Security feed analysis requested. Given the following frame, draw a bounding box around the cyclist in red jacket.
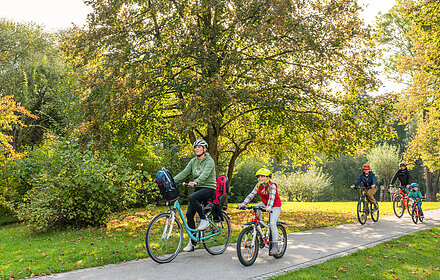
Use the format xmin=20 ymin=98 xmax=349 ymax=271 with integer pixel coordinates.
xmin=238 ymin=168 xmax=282 ymax=256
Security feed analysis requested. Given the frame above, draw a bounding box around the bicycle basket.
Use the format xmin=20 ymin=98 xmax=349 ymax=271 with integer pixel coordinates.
xmin=156 ymin=179 xmax=180 ymax=201
xmin=155 ymin=169 xmax=180 ymax=202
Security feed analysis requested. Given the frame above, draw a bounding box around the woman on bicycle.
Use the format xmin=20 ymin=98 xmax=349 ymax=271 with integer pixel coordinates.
xmin=238 ymin=168 xmax=282 ymax=256
xmin=174 ymin=139 xmax=216 ymax=252
xmin=350 ymin=164 xmax=379 ymax=212
xmin=408 ymin=183 xmax=424 ymax=218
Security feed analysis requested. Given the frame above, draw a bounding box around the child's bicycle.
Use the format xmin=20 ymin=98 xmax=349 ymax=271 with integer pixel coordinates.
xmin=354 ymin=186 xmax=379 ymax=225
xmin=392 ymin=186 xmax=413 ymax=218
xmin=145 ymin=183 xmax=231 ymax=263
xmin=411 ymin=197 xmax=424 ymax=224
xmin=236 ymin=205 xmax=287 ymax=266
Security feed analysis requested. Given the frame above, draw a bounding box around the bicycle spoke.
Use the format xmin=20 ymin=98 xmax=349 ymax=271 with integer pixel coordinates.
xmin=146 ymin=212 xmax=183 ymax=263
xmin=202 ymin=211 xmax=231 ymax=255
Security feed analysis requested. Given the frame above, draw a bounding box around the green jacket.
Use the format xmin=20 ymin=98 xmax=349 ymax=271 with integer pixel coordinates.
xmin=408 ymin=189 xmax=423 ymax=205
xmin=174 ymin=154 xmax=216 ymax=190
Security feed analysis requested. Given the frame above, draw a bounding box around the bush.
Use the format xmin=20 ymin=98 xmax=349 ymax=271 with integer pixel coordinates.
xmin=322 ymin=155 xmax=367 ymax=201
xmin=229 ymin=158 xmax=265 ymax=203
xmin=16 ymin=137 xmax=147 ymax=231
xmin=274 ymin=167 xmax=333 ymax=202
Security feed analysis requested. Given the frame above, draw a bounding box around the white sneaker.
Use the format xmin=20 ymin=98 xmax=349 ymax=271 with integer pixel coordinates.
xmin=183 ymin=239 xmax=198 ymax=252
xmin=197 ymin=218 xmax=210 ymax=231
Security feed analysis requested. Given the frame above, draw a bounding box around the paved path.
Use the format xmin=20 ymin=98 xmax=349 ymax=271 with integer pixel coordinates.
xmin=40 ymin=208 xmax=440 ymax=280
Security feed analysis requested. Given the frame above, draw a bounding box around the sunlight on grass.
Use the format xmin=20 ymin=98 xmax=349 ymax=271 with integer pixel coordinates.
xmin=1 ymin=201 xmax=439 ymax=279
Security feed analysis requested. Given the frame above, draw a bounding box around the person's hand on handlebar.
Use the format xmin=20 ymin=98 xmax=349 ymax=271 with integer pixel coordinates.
xmin=188 ymin=181 xmax=198 ymax=187
xmin=266 ymin=206 xmax=272 ymax=213
xmin=237 ymin=203 xmax=247 ymax=209
xmin=350 ymin=185 xmax=355 ymax=189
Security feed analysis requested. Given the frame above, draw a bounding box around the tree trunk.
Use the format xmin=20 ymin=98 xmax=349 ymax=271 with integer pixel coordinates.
xmin=433 ymin=169 xmax=439 ymax=201
xmin=424 ymin=166 xmax=436 ymax=201
xmin=226 ymin=152 xmax=239 ymax=189
xmin=207 ymin=125 xmax=220 ymax=175
xmin=380 ymin=179 xmax=391 ymax=202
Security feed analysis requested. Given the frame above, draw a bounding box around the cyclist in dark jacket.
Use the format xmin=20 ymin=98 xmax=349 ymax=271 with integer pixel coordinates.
xmin=389 ymin=163 xmax=412 ymax=194
xmin=350 ymin=164 xmax=379 ymax=211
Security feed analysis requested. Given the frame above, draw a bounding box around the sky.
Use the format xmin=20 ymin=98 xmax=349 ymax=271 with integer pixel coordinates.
xmin=0 ymin=0 xmax=402 ymax=94
xmin=0 ymin=0 xmax=396 ymax=31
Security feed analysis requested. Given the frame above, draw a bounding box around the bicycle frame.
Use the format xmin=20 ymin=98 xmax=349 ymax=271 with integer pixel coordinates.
xmin=247 ymin=211 xmax=267 ymax=247
xmin=166 ymin=200 xmax=222 ymax=243
xmin=412 ymin=197 xmax=422 ymax=215
xmin=394 ymin=188 xmax=410 ymax=208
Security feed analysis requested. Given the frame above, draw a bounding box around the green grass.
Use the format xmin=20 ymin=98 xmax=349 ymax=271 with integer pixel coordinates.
xmin=272 ymin=226 xmax=440 ymax=280
xmin=1 ymin=202 xmax=439 ymax=279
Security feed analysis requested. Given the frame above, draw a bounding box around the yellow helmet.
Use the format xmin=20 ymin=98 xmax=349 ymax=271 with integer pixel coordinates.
xmin=255 ymin=168 xmax=272 ymax=178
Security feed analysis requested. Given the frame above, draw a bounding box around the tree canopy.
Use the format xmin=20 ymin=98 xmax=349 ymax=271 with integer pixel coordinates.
xmin=63 ymin=0 xmax=394 ymax=180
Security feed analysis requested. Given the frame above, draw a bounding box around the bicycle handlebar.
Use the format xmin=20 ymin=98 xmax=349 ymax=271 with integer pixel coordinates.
xmin=237 ymin=205 xmax=267 ymax=212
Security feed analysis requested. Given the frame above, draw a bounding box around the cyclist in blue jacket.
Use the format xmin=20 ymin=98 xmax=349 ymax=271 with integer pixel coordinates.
xmin=350 ymin=164 xmax=379 ymax=212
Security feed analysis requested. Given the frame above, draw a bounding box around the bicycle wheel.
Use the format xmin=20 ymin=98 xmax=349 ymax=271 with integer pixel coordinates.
xmin=393 ymin=195 xmax=404 ymax=218
xmin=270 ymin=224 xmax=287 ymax=259
xmin=146 ymin=212 xmax=183 ymax=264
xmin=407 ymin=199 xmax=414 ymax=216
xmin=357 ymin=199 xmax=367 ymax=224
xmin=411 ymin=207 xmax=418 ymax=224
xmin=237 ymin=226 xmax=259 ymax=266
xmin=202 ymin=211 xmax=231 ymax=255
xmin=370 ymin=203 xmax=379 ymax=222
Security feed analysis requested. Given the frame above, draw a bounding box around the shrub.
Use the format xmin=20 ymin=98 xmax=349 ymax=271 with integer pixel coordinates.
xmin=16 ymin=137 xmax=147 ymax=231
xmin=274 ymin=167 xmax=333 ymax=202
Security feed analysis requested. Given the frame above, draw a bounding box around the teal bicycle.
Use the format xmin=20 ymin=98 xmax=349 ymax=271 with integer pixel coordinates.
xmin=145 ymin=183 xmax=231 ymax=263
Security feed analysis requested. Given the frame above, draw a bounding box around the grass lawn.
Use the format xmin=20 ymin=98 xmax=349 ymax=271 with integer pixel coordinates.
xmin=273 ymin=226 xmax=440 ymax=280
xmin=1 ymin=201 xmax=440 ymax=279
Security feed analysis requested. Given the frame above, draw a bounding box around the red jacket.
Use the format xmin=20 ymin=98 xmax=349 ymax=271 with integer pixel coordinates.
xmin=258 ymin=182 xmax=282 ymax=207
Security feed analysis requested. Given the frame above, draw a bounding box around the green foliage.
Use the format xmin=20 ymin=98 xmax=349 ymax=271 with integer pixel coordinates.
xmin=274 ymin=167 xmax=332 ymax=202
xmin=15 ymin=137 xmax=147 ymax=231
xmin=321 ymin=155 xmax=367 ymax=201
xmin=63 ymin=0 xmax=394 ymax=183
xmin=0 ymin=19 xmax=77 ymax=151
xmin=229 ymin=158 xmax=264 ymax=203
xmin=367 ymin=143 xmax=400 ymax=186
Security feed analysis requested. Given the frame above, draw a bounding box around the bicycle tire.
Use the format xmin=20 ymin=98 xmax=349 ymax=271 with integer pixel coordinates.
xmin=271 ymin=224 xmax=287 ymax=259
xmin=370 ymin=203 xmax=379 ymax=222
xmin=237 ymin=226 xmax=259 ymax=266
xmin=146 ymin=212 xmax=183 ymax=264
xmin=407 ymin=199 xmax=414 ymax=216
xmin=357 ymin=199 xmax=367 ymax=224
xmin=411 ymin=206 xmax=418 ymax=224
xmin=392 ymin=195 xmax=404 ymax=218
xmin=202 ymin=211 xmax=231 ymax=255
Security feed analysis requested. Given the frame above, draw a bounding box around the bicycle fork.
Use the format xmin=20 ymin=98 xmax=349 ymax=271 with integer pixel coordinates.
xmin=162 ymin=211 xmax=176 ymax=241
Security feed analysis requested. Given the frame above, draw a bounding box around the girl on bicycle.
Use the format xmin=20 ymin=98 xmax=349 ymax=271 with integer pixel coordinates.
xmin=350 ymin=164 xmax=379 ymax=212
xmin=408 ymin=183 xmax=424 ymax=218
xmin=238 ymin=168 xmax=282 ymax=256
xmin=174 ymin=139 xmax=216 ymax=252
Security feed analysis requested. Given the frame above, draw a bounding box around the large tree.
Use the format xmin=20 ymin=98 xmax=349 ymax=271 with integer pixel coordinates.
xmin=376 ymin=0 xmax=440 ymax=201
xmin=64 ymin=0 xmax=394 ymax=181
xmin=0 ymin=19 xmax=75 ymax=151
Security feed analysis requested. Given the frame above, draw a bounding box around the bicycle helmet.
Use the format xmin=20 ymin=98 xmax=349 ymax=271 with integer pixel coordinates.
xmin=411 ymin=183 xmax=420 ymax=189
xmin=193 ymin=139 xmax=208 ymax=148
xmin=399 ymin=162 xmax=406 ymax=167
xmin=255 ymin=168 xmax=272 ymax=178
xmin=362 ymin=164 xmax=370 ymax=170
